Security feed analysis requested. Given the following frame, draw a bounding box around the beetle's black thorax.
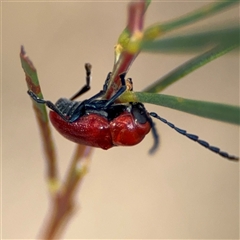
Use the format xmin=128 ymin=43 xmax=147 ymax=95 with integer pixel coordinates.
xmin=55 ymin=98 xmax=149 ymax=124
xmin=55 ymin=98 xmax=128 ymax=122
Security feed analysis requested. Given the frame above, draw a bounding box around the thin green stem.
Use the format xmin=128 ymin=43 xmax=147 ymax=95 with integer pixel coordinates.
xmin=144 ymin=0 xmax=239 ymax=40
xmin=119 ymin=91 xmax=240 ymax=125
xmin=141 ymin=26 xmax=239 ymax=53
xmin=20 ymin=46 xmax=59 ymax=191
xmin=143 ymin=44 xmax=239 ymax=93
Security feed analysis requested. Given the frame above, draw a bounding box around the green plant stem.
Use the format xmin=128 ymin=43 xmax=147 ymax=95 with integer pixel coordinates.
xmin=141 ymin=26 xmax=240 ymax=53
xmin=20 ymin=47 xmax=59 ymax=189
xmin=144 ymin=0 xmax=239 ymax=40
xmin=120 ymin=91 xmax=240 ymax=125
xmin=143 ymin=44 xmax=239 ymax=93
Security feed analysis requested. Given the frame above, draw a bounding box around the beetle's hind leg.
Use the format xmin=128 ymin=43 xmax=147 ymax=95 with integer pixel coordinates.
xmin=27 ymin=90 xmax=69 ymax=121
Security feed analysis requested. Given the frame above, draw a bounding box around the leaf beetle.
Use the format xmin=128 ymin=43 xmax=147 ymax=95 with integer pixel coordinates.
xmin=28 ymin=64 xmax=239 ymax=160
xmin=28 ymin=64 xmax=159 ymax=153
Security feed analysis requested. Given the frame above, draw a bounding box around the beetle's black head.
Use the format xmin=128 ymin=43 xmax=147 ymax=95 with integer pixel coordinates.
xmin=131 ymin=102 xmax=149 ymax=124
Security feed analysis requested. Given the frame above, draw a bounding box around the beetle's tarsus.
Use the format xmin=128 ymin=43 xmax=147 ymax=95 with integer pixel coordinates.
xmin=70 ymin=63 xmax=92 ymax=101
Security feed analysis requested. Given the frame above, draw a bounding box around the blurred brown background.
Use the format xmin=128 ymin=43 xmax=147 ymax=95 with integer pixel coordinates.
xmin=2 ymin=1 xmax=239 ymax=239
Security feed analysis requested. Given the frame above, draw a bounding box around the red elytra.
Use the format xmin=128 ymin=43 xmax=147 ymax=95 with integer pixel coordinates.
xmin=49 ymin=108 xmax=151 ymax=150
xmin=110 ymin=111 xmax=151 ymax=146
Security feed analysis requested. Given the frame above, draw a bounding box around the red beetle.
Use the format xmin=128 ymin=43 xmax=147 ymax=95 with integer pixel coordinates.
xmin=28 ymin=64 xmax=158 ymax=153
xmin=28 ymin=64 xmax=238 ymax=160
xmin=48 ymin=102 xmax=151 ymax=150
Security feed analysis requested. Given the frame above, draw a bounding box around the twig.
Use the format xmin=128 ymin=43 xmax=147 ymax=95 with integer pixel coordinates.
xmin=39 ymin=145 xmax=93 ymax=239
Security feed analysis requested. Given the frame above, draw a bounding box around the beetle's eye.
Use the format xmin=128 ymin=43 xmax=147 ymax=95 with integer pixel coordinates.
xmin=131 ymin=104 xmax=147 ymax=124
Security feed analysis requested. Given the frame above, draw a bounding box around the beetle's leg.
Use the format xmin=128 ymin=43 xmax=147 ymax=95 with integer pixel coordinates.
xmin=150 ymin=112 xmax=239 ymax=161
xmin=27 ymin=90 xmax=69 ymax=121
xmin=70 ymin=63 xmax=92 ymax=101
xmin=148 ymin=120 xmax=160 ymax=155
xmin=102 ymin=72 xmax=112 ymax=92
xmin=103 ymin=72 xmax=127 ymax=108
xmin=86 ymin=72 xmax=112 ymax=102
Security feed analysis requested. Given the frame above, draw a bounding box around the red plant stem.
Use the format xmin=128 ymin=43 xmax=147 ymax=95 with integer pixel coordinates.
xmin=105 ymin=1 xmax=145 ymax=99
xmin=64 ymin=145 xmax=89 ymax=188
xmin=39 ymin=145 xmax=92 ymax=239
xmin=106 ymin=52 xmax=137 ymax=99
xmin=40 ymin=185 xmax=80 ymax=239
xmin=127 ymin=1 xmax=145 ymax=33
xmin=40 ymin=193 xmax=74 ymax=240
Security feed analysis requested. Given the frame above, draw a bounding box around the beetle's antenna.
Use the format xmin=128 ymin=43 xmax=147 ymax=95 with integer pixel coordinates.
xmin=70 ymin=63 xmax=92 ymax=101
xmin=150 ymin=112 xmax=239 ymax=161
